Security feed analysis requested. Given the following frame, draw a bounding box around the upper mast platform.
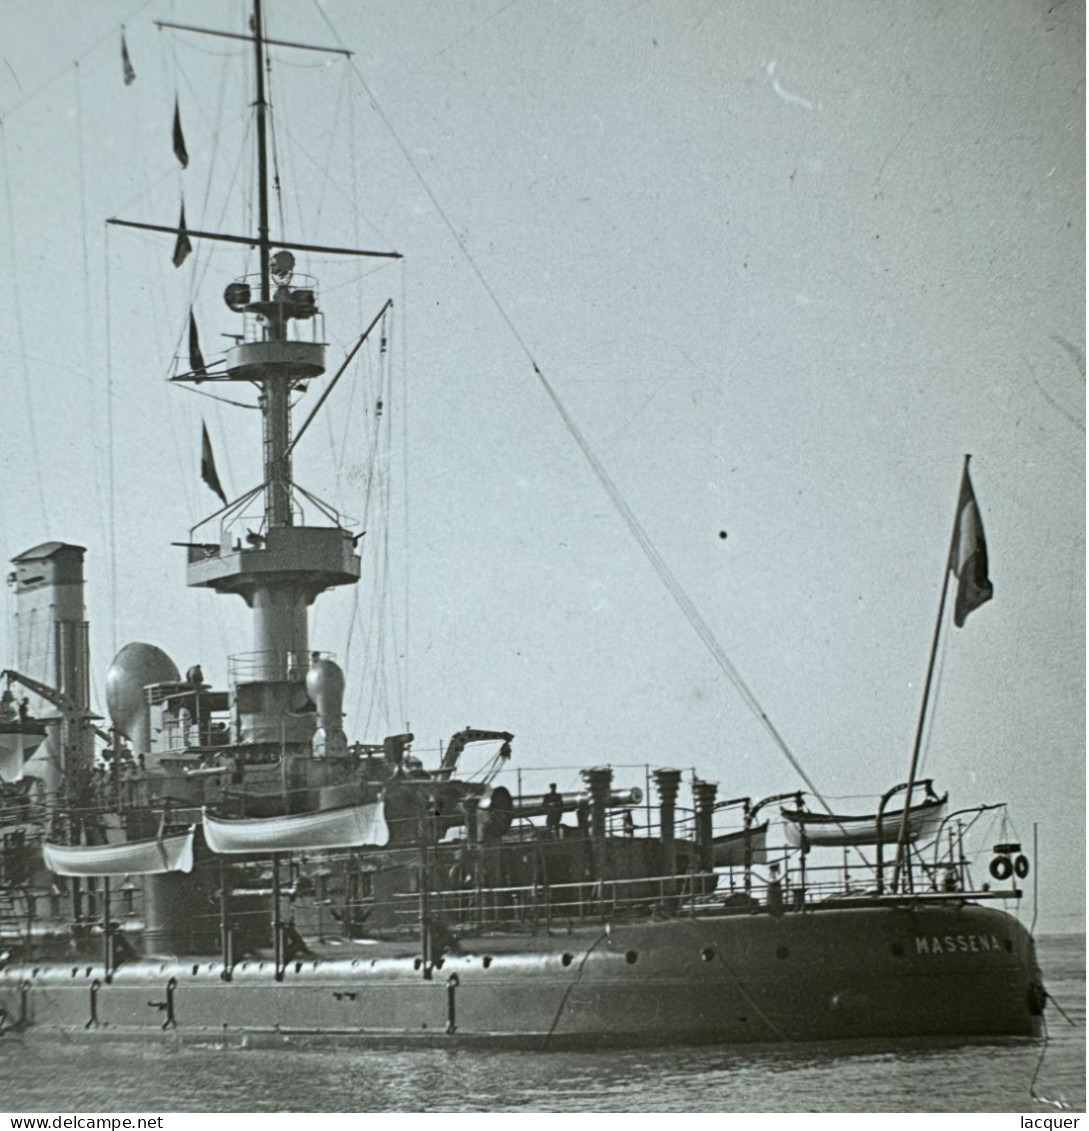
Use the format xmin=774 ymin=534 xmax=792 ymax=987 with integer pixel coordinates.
xmin=220 ymin=266 xmax=326 ymax=384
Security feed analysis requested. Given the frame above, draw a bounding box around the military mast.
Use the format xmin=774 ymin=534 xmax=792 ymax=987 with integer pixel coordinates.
xmin=109 ymin=0 xmax=400 ymax=749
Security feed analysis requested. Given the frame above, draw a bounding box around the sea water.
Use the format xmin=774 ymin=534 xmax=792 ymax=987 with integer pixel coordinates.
xmin=2 ymin=934 xmax=1083 ymax=1114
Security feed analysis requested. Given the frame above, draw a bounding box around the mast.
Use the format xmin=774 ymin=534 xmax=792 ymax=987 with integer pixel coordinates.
xmin=252 ymin=0 xmax=293 ymax=531
xmin=890 ymin=454 xmax=971 ymax=892
xmin=107 ymin=3 xmax=399 ymax=737
xmin=253 ymin=0 xmax=271 ymax=304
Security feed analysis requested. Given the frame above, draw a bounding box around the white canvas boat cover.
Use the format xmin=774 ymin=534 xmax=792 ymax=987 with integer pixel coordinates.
xmin=712 ymin=821 xmax=769 ymax=867
xmin=0 ymin=728 xmax=47 ymax=784
xmin=42 ymin=829 xmax=195 ymax=876
xmin=781 ymin=795 xmax=947 ymax=848
xmin=203 ymin=801 xmax=389 ymax=854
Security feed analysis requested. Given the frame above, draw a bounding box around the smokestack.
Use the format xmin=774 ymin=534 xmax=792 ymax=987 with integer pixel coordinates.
xmin=692 ymin=778 xmax=719 ymax=870
xmin=654 ymin=768 xmax=682 ymax=879
xmin=580 ymin=766 xmax=613 ymax=841
xmin=10 ymin=542 xmax=91 ymax=790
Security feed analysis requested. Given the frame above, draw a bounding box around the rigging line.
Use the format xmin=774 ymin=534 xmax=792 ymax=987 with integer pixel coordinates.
xmin=0 ymin=0 xmax=154 ymax=123
xmin=399 ymin=261 xmax=411 ymax=726
xmin=362 ymin=563 xmax=386 ymax=736
xmin=272 ymin=130 xmax=395 ymax=253
xmin=74 ymin=63 xmax=110 ymax=574
xmin=1028 ymin=1014 xmax=1073 ymax=1111
xmin=533 ymin=359 xmax=831 ymax=811
xmin=197 ymin=113 xmax=257 ymax=291
xmin=288 ymin=301 xmax=392 ymax=455
xmin=109 ymin=168 xmax=180 ymax=225
xmin=174 ymin=37 xmax=246 ymax=147
xmin=387 ymin=300 xmax=409 ymax=720
xmin=104 ymin=226 xmax=118 ymax=660
xmin=318 ymin=2 xmax=830 ymax=808
xmin=173 ymin=383 xmax=259 ymax=410
xmin=340 ymin=362 xmax=375 ymax=694
xmin=165 ymin=29 xmax=250 ymax=61
xmin=380 ymin=392 xmax=404 ymax=726
xmin=917 ymin=605 xmax=952 ymax=777
xmin=266 ymin=65 xmax=288 ymax=240
xmin=541 ymin=929 xmax=610 ymax=1051
xmin=0 ymin=119 xmax=50 ymax=535
xmin=320 ymin=259 xmax=401 ymax=295
xmin=314 ymin=64 xmax=351 ymax=232
xmin=712 ymin=945 xmax=792 ymax=1041
xmin=433 ymin=0 xmax=525 ymax=62
xmin=195 ymin=22 xmax=238 ymax=229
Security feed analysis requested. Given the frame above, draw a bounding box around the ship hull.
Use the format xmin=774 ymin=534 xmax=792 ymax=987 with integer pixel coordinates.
xmin=0 ymin=902 xmax=1043 ymax=1050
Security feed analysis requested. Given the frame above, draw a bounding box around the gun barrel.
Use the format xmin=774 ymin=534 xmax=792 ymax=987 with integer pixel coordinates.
xmin=512 ymin=786 xmax=643 ymax=820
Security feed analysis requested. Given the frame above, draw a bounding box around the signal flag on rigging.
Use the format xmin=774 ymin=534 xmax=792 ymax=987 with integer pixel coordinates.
xmin=188 ymin=309 xmax=207 ymax=379
xmin=201 ymin=422 xmax=228 ymax=509
xmin=121 ymin=32 xmax=135 ymax=86
xmin=173 ymin=99 xmax=189 ymax=169
xmin=173 ymin=203 xmax=192 ymax=268
xmin=951 ymin=466 xmax=993 ymax=627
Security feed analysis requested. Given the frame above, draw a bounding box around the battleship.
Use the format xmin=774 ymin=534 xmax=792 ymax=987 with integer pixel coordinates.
xmin=0 ymin=2 xmax=1048 ymax=1050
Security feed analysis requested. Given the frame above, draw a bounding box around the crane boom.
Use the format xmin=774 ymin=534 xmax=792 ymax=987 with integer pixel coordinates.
xmin=436 ymin=728 xmax=513 ymax=780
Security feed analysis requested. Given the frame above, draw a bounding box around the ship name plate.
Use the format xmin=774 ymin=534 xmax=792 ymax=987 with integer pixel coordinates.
xmin=914 ymin=933 xmax=1003 ymax=955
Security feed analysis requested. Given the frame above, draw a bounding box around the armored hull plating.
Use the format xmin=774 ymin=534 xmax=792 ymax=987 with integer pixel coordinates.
xmin=0 ymin=904 xmax=1043 ymax=1049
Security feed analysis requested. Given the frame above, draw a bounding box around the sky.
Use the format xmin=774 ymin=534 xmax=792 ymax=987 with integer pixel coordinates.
xmin=0 ymin=0 xmax=1083 ymax=933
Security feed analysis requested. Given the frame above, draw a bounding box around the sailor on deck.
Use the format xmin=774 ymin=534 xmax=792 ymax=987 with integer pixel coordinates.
xmin=543 ymin=783 xmax=563 ymax=835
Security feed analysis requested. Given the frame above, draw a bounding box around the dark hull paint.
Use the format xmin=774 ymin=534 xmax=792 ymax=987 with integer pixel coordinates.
xmin=0 ymin=902 xmax=1043 ymax=1050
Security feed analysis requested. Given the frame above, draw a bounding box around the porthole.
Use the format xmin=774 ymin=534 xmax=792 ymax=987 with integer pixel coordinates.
xmin=776 ymin=946 xmax=789 ymax=960
xmin=700 ymin=947 xmax=715 ymax=962
xmin=561 ymin=953 xmax=574 ymax=967
xmin=625 ymin=950 xmax=638 ymax=965
xmin=482 ymin=955 xmax=493 ymax=969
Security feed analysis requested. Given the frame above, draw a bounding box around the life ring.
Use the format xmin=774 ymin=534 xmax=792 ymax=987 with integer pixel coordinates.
xmin=1014 ymin=854 xmax=1030 ymax=879
xmin=989 ymin=854 xmax=1013 ymax=881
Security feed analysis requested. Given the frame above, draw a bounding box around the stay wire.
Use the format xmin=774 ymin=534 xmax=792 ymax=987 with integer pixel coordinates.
xmin=104 ymin=226 xmax=118 ymax=659
xmin=316 ymin=1 xmax=832 ymax=810
xmin=917 ymin=601 xmax=952 ymax=777
xmin=1029 ymin=1011 xmax=1074 ymax=1110
xmin=173 ymin=383 xmax=260 ymax=410
xmin=0 ymin=1 xmax=154 ymax=124
xmin=399 ymin=259 xmax=411 ymax=728
xmin=0 ymin=119 xmax=51 ymax=536
xmin=74 ymin=63 xmax=111 ymax=576
xmin=541 ymin=929 xmax=609 ymax=1051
